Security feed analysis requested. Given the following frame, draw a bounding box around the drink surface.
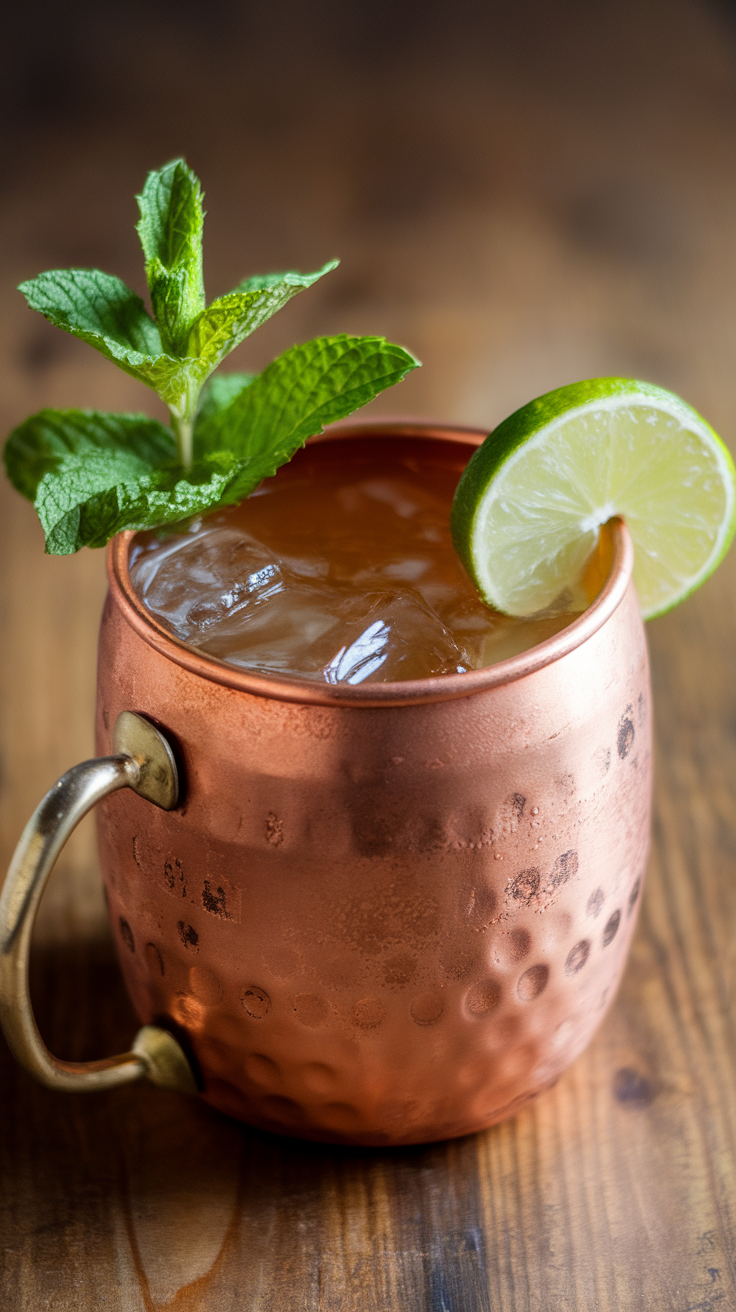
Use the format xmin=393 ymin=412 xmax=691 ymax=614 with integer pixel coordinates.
xmin=130 ymin=436 xmax=580 ymax=683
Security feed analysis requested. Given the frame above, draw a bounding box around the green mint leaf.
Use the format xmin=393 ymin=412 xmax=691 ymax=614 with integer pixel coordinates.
xmin=196 ymin=372 xmax=254 ymax=423
xmin=4 ymin=407 xmax=237 ymax=553
xmin=194 ymin=335 xmax=420 ymax=500
xmin=4 ymin=408 xmax=176 ymax=503
xmin=186 ymin=261 xmax=339 ymax=374
xmin=37 ymin=457 xmax=237 ymax=554
xmin=234 ymin=261 xmax=339 ymax=294
xmin=16 ymin=269 xmax=202 ymax=411
xmin=19 ymin=268 xmax=163 ymax=360
xmin=136 ymin=159 xmax=206 ymax=355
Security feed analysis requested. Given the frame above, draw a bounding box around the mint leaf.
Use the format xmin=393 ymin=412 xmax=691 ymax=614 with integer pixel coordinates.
xmin=19 ymin=268 xmax=162 ymax=361
xmin=4 ymin=408 xmax=176 ymax=502
xmin=186 ymin=260 xmax=338 ymax=374
xmin=235 ymin=262 xmax=339 ymax=295
xmin=17 ymin=268 xmax=204 ymax=411
xmin=194 ymin=334 xmax=419 ymax=458
xmin=37 ymin=457 xmax=237 ymax=555
xmin=4 ymin=407 xmax=237 ymax=554
xmin=196 ymin=372 xmax=254 ymax=423
xmin=136 ymin=159 xmax=205 ymax=355
xmin=195 ymin=336 xmax=420 ymax=496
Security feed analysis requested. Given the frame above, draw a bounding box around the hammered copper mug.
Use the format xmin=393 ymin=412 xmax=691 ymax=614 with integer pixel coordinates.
xmin=0 ymin=421 xmax=651 ymax=1146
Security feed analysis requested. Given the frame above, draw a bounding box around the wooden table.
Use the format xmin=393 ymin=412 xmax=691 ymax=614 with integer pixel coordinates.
xmin=2 ymin=1 xmax=736 ymax=1305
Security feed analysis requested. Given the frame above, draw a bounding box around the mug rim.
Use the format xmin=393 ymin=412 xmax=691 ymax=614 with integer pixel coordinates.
xmin=108 ymin=419 xmax=635 ymax=708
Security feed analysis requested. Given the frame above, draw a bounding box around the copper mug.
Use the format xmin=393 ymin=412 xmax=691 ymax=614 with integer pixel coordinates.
xmin=0 ymin=422 xmax=651 ymax=1146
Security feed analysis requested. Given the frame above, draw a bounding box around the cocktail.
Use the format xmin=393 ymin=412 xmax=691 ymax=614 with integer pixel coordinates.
xmin=0 ymin=162 xmax=732 ymax=1144
xmin=128 ymin=430 xmax=584 ymax=683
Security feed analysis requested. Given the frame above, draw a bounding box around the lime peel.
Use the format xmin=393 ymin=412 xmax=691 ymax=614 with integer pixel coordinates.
xmin=451 ymin=378 xmax=736 ymax=620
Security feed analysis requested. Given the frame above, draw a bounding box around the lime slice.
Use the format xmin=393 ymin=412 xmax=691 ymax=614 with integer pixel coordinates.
xmin=451 ymin=378 xmax=736 ymax=619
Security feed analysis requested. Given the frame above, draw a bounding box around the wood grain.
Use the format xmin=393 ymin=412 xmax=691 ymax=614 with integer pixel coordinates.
xmin=2 ymin=0 xmax=736 ymax=1306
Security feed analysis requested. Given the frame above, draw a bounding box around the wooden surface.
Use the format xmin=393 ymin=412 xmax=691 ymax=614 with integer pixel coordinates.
xmin=2 ymin=1 xmax=736 ymax=1306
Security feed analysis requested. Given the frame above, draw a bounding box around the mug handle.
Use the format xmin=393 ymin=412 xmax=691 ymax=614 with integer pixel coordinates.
xmin=0 ymin=711 xmax=197 ymax=1096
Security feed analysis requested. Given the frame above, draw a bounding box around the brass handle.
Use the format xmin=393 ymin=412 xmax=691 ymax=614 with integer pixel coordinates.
xmin=0 ymin=711 xmax=197 ymax=1096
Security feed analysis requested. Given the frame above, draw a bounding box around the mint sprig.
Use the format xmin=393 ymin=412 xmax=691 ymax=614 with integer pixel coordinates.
xmin=135 ymin=158 xmax=206 ymax=356
xmin=5 ymin=159 xmax=419 ymax=553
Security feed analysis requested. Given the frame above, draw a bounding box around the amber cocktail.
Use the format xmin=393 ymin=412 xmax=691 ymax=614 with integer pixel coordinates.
xmin=129 ymin=433 xmax=582 ymax=684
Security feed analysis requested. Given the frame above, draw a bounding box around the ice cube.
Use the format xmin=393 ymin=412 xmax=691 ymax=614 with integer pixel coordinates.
xmin=323 ymin=619 xmax=391 ymax=684
xmin=202 ymin=582 xmax=344 ymax=672
xmin=322 ymin=592 xmax=469 ymax=684
xmin=129 ymin=528 xmax=285 ymax=640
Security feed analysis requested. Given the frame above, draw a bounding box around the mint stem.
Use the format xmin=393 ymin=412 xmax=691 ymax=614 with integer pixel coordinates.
xmin=170 ymin=409 xmax=195 ymax=469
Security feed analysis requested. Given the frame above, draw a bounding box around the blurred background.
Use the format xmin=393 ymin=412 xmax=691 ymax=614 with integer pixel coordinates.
xmin=3 ymin=0 xmax=736 ymax=430
xmin=1 ymin=0 xmax=736 ymax=929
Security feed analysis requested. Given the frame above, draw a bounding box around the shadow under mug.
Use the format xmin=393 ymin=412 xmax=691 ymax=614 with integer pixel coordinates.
xmin=0 ymin=421 xmax=651 ymax=1145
